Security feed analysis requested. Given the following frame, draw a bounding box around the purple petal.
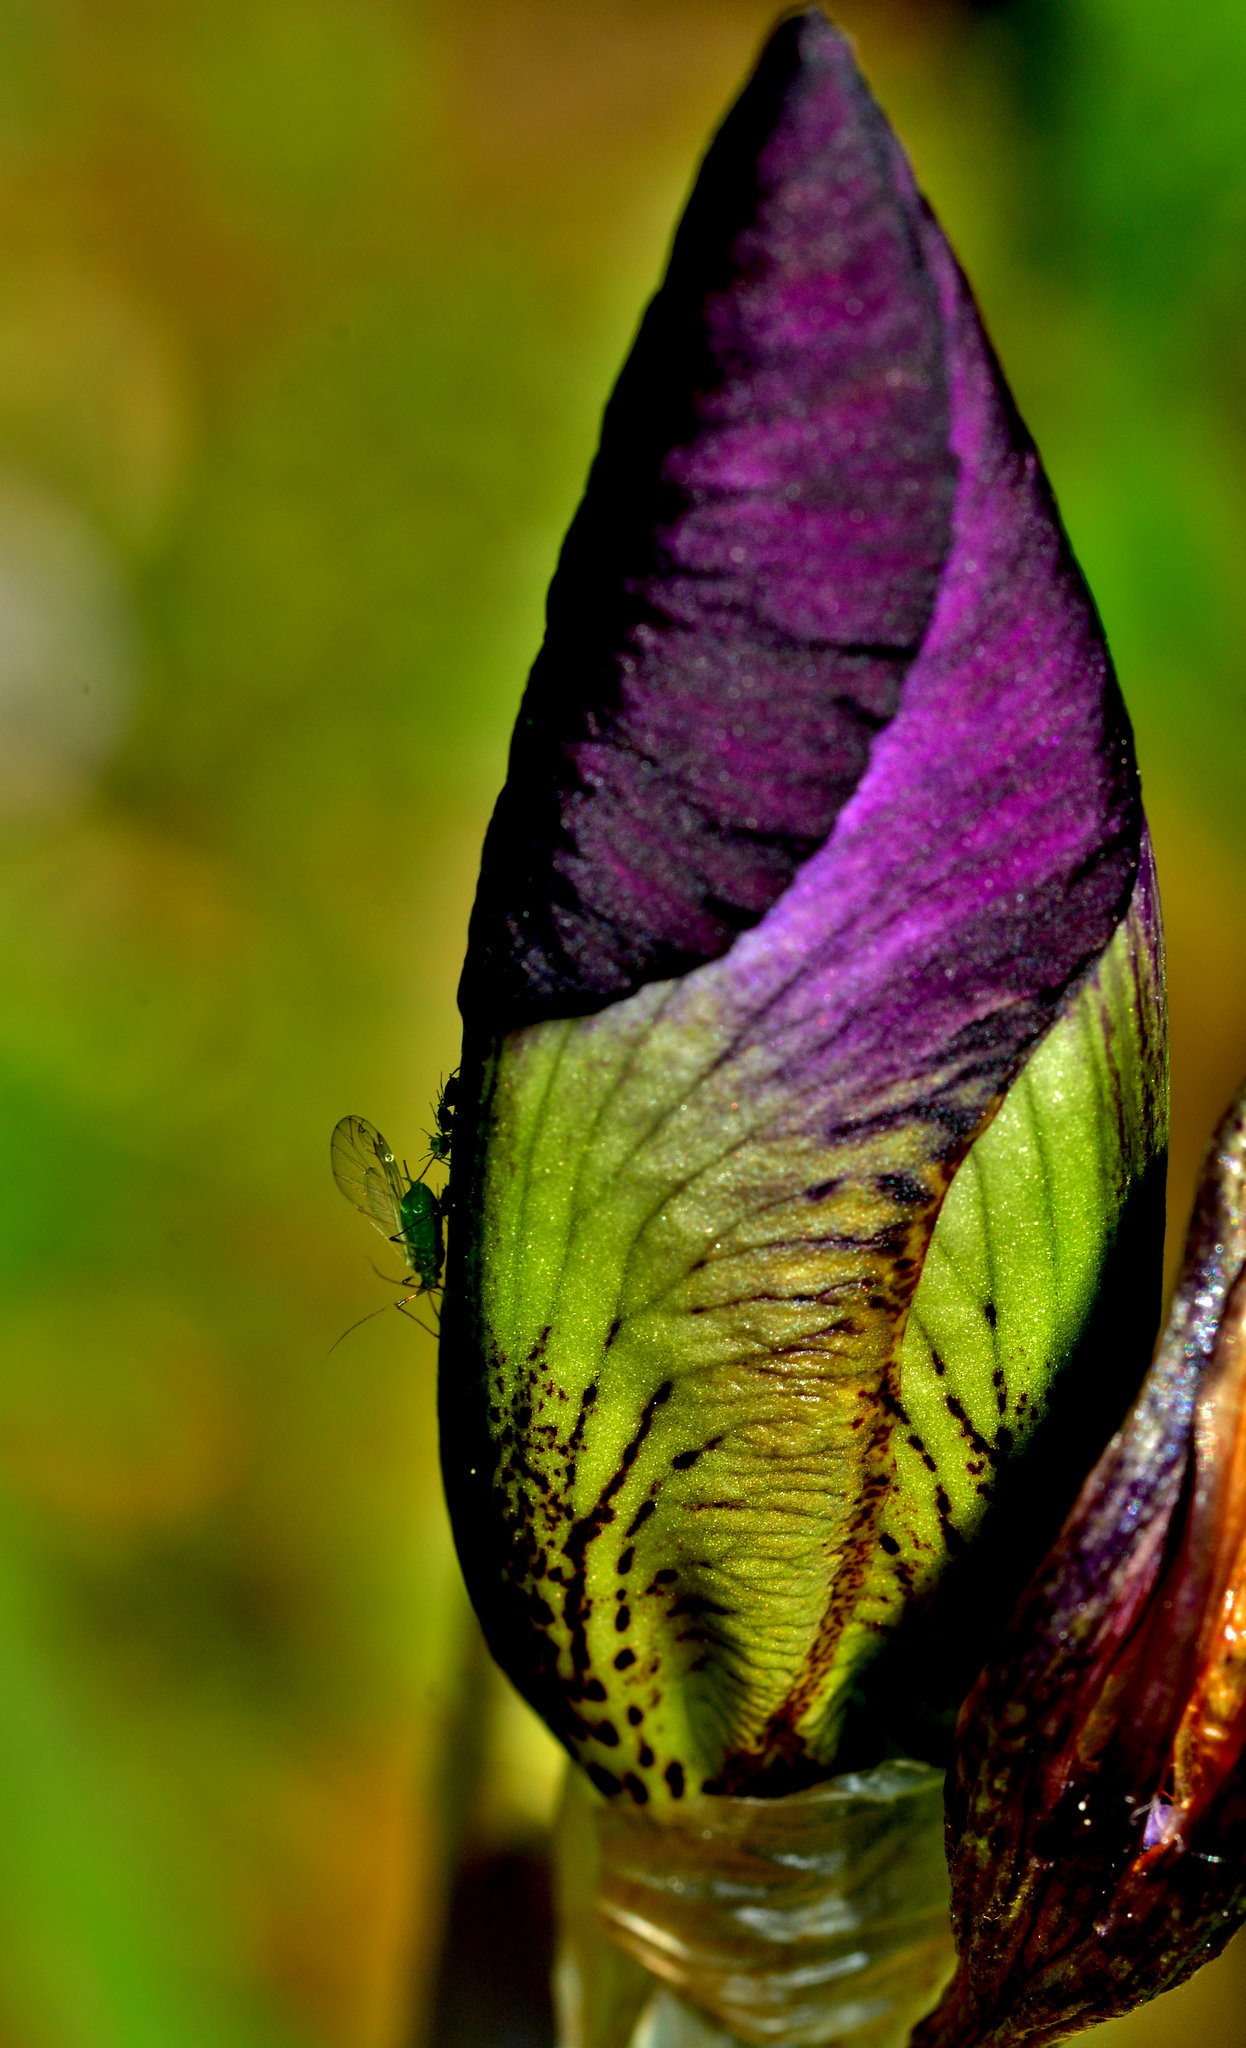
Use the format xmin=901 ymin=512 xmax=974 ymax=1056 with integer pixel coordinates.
xmin=460 ymin=8 xmax=1139 ymax=1032
xmin=442 ymin=845 xmax=1164 ymax=1798
xmin=442 ymin=9 xmax=1154 ymax=1804
xmin=913 ymin=1088 xmax=1246 ymax=2048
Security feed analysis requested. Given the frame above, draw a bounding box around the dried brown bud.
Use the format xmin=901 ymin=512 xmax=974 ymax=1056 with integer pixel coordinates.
xmin=915 ymin=1086 xmax=1246 ymax=2048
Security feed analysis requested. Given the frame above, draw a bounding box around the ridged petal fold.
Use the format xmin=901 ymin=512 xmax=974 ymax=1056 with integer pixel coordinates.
xmin=442 ymin=10 xmax=1165 ymax=1805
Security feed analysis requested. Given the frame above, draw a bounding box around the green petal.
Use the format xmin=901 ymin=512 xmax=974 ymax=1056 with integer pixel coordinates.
xmin=824 ymin=853 xmax=1169 ymax=1758
xmin=442 ymin=860 xmax=1166 ymax=1800
xmin=900 ymin=882 xmax=1168 ymax=1554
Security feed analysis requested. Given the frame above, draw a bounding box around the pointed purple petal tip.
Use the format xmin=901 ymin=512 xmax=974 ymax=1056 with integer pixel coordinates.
xmin=441 ymin=6 xmax=1163 ymax=1814
xmin=460 ymin=7 xmax=1140 ymax=1038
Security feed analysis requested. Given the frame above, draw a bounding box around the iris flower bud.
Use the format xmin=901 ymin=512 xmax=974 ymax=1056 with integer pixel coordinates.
xmin=439 ymin=7 xmax=1167 ymax=1816
xmin=914 ymin=1087 xmax=1246 ymax=2048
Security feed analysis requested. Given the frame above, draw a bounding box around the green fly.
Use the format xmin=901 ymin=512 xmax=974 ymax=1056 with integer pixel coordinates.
xmin=330 ymin=1114 xmax=445 ymax=1342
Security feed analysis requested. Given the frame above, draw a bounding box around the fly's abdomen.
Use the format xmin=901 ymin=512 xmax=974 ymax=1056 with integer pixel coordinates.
xmin=400 ymin=1181 xmax=444 ymax=1290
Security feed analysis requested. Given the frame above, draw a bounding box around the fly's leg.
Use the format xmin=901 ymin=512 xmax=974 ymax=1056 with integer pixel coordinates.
xmin=371 ymin=1258 xmax=414 ymax=1289
xmin=394 ymin=1298 xmax=440 ymax=1340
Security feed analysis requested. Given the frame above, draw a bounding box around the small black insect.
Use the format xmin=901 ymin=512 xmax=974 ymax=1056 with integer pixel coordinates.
xmin=425 ymin=1069 xmax=459 ymax=1167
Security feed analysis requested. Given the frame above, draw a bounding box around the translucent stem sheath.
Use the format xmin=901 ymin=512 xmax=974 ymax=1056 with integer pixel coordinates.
xmin=553 ymin=1761 xmax=954 ymax=2048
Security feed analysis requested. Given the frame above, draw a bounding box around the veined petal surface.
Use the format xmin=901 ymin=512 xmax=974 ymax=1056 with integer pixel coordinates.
xmin=441 ymin=10 xmax=1162 ymax=1805
xmin=459 ymin=11 xmax=1138 ymax=1030
xmin=443 ymin=847 xmax=1163 ymax=1802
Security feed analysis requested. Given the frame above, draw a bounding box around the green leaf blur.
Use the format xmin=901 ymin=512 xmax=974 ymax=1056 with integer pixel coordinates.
xmin=0 ymin=3 xmax=1245 ymax=2045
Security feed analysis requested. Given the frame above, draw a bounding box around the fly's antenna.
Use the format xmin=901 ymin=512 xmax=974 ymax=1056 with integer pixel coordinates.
xmin=329 ymin=1292 xmax=439 ymax=1354
xmin=328 ymin=1299 xmax=403 ymax=1354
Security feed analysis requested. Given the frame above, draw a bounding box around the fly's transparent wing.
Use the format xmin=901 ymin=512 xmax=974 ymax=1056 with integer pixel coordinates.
xmin=330 ymin=1115 xmax=408 ymax=1241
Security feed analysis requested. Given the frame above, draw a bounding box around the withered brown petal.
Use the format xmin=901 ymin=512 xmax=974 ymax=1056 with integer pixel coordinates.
xmin=915 ymin=1087 xmax=1246 ymax=2048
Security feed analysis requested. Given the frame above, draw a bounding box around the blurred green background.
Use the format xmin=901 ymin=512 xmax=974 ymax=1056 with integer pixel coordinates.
xmin=1 ymin=1 xmax=1246 ymax=2043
